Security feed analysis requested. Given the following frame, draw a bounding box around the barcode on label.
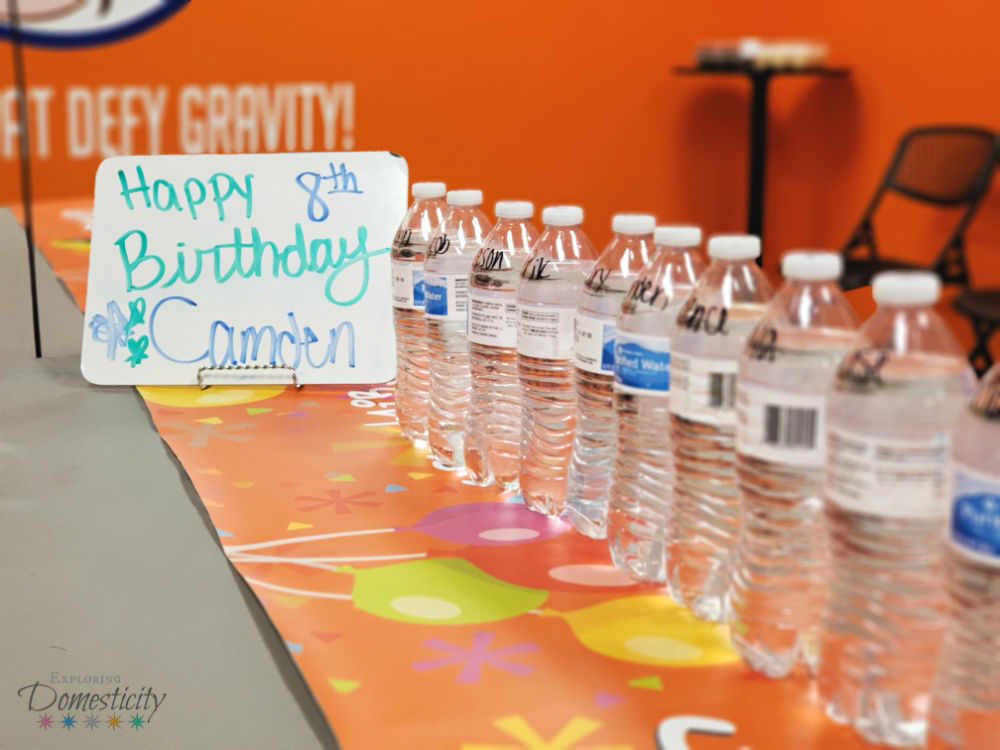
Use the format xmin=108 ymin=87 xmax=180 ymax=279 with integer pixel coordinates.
xmin=709 ymin=373 xmax=736 ymax=409
xmin=763 ymin=405 xmax=817 ymax=448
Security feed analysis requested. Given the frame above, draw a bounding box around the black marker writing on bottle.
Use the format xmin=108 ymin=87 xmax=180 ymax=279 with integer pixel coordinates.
xmin=837 ymin=347 xmax=889 ymax=387
xmin=684 ymin=303 xmax=728 ymax=335
xmin=476 ymin=247 xmax=507 ymax=272
xmin=628 ymin=278 xmax=669 ymax=311
xmin=524 ymin=257 xmax=553 ymax=280
xmin=429 ymin=236 xmax=451 ymax=256
xmin=394 ymin=227 xmax=413 ymax=248
xmin=748 ymin=326 xmax=777 ymax=362
xmin=587 ymin=267 xmax=610 ymax=293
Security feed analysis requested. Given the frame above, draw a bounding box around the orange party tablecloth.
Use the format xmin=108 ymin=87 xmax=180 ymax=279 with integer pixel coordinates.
xmin=24 ymin=198 xmax=867 ymax=749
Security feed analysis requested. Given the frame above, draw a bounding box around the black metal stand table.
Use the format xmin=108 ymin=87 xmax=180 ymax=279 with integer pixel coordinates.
xmin=674 ymin=65 xmax=850 ymax=253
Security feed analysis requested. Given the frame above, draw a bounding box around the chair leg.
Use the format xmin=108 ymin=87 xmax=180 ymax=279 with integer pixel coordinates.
xmin=968 ymin=317 xmax=996 ymax=377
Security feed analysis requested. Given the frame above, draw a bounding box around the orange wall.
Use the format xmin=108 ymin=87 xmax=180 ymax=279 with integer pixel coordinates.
xmin=2 ymin=0 xmax=999 ymax=355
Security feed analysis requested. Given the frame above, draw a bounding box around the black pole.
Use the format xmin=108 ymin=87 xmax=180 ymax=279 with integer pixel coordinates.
xmin=7 ymin=0 xmax=41 ymax=358
xmin=746 ymin=70 xmax=771 ymax=266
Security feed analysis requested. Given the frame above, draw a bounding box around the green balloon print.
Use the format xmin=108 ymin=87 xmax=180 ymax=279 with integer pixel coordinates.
xmin=339 ymin=558 xmax=548 ymax=625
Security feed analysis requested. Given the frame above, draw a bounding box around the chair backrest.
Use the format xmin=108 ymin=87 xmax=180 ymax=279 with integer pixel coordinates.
xmin=841 ymin=125 xmax=997 ymax=286
xmin=885 ymin=126 xmax=997 ymax=205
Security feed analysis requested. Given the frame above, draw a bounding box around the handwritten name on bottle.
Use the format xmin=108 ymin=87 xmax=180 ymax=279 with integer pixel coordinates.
xmin=683 ymin=302 xmax=728 ymax=335
xmin=837 ymin=346 xmax=889 ymax=387
xmin=586 ymin=267 xmax=610 ymax=293
xmin=747 ymin=325 xmax=777 ymax=361
xmin=627 ymin=277 xmax=670 ymax=310
xmin=475 ymin=246 xmax=508 ymax=272
xmin=393 ymin=227 xmax=413 ymax=248
xmin=523 ymin=257 xmax=553 ymax=280
xmin=429 ymin=235 xmax=452 ymax=256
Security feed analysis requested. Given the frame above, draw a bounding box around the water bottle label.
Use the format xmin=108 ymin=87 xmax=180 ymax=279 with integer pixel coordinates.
xmin=613 ymin=332 xmax=671 ymax=394
xmin=573 ymin=310 xmax=616 ymax=374
xmin=827 ymin=428 xmax=951 ymax=519
xmin=468 ymin=288 xmax=517 ymax=348
xmin=517 ymin=304 xmax=575 ymax=360
xmin=950 ymin=464 xmax=1000 ymax=565
xmin=391 ymin=260 xmax=424 ymax=309
xmin=736 ymin=383 xmax=825 ymax=466
xmin=423 ymin=273 xmax=468 ymax=320
xmin=669 ymin=354 xmax=738 ymax=426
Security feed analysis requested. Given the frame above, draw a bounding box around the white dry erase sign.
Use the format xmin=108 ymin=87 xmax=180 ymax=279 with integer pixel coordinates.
xmin=81 ymin=152 xmax=407 ymax=385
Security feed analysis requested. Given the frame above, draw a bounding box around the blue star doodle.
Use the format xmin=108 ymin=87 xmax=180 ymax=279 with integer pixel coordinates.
xmin=61 ymin=714 xmax=76 ymax=730
xmin=84 ymin=713 xmax=100 ymax=729
xmin=88 ymin=297 xmax=148 ymax=367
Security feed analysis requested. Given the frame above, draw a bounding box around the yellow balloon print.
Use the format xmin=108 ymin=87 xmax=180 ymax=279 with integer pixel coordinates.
xmin=541 ymin=595 xmax=738 ymax=667
xmin=341 ymin=558 xmax=548 ymax=625
xmin=138 ymin=385 xmax=286 ymax=408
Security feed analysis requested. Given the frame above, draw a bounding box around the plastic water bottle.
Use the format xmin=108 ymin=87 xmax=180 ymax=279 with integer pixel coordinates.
xmin=929 ymin=363 xmax=1000 ymax=750
xmin=566 ymin=213 xmax=656 ymax=537
xmin=819 ymin=271 xmax=974 ymax=747
xmin=464 ymin=201 xmax=539 ymax=487
xmin=423 ymin=190 xmax=490 ymax=469
xmin=517 ymin=206 xmax=597 ymax=515
xmin=727 ymin=251 xmax=859 ymax=678
xmin=667 ymin=234 xmax=772 ymax=622
xmin=606 ymin=225 xmax=706 ymax=582
xmin=391 ymin=181 xmax=447 ymax=443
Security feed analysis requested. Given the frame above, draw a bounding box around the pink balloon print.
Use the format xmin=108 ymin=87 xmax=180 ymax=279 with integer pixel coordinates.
xmin=396 ymin=502 xmax=567 ymax=546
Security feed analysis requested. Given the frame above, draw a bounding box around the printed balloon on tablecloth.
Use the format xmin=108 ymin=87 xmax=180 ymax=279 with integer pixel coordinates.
xmin=435 ymin=532 xmax=643 ymax=592
xmin=395 ymin=502 xmax=567 ymax=546
xmin=541 ymin=595 xmax=738 ymax=667
xmin=340 ymin=557 xmax=548 ymax=625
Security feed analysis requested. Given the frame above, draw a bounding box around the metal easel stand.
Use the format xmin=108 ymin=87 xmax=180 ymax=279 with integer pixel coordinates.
xmin=196 ymin=364 xmax=301 ymax=390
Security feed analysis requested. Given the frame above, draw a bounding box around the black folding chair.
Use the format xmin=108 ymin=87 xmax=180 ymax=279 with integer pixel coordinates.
xmin=953 ymin=289 xmax=1000 ymax=376
xmin=840 ymin=125 xmax=997 ymax=291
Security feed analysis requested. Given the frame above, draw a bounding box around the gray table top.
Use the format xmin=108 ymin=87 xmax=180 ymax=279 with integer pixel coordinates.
xmin=0 ymin=209 xmax=337 ymax=748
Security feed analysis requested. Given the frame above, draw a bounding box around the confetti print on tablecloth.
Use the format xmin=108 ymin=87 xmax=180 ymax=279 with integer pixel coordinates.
xmin=462 ymin=715 xmax=631 ymax=750
xmin=157 ymin=420 xmax=256 ymax=448
xmin=294 ymin=489 xmax=380 ymax=514
xmin=412 ymin=631 xmax=539 ymax=683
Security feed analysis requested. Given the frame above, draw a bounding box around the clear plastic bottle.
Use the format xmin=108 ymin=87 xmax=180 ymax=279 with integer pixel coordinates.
xmin=667 ymin=234 xmax=773 ymax=622
xmin=728 ymin=251 xmax=859 ymax=679
xmin=391 ymin=181 xmax=447 ymax=443
xmin=819 ymin=271 xmax=975 ymax=748
xmin=423 ymin=189 xmax=490 ymax=469
xmin=464 ymin=201 xmax=539 ymax=488
xmin=517 ymin=205 xmax=598 ymax=515
xmin=929 ymin=363 xmax=1000 ymax=750
xmin=606 ymin=225 xmax=706 ymax=582
xmin=566 ymin=213 xmax=656 ymax=537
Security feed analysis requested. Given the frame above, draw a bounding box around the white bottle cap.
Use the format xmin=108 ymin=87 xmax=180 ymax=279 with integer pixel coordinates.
xmin=447 ymin=189 xmax=483 ymax=206
xmin=612 ymin=213 xmax=656 ymax=235
xmin=781 ymin=250 xmax=843 ymax=281
xmin=654 ymin=225 xmax=702 ymax=247
xmin=495 ymin=200 xmax=534 ymax=219
xmin=872 ymin=271 xmax=941 ymax=307
xmin=708 ymin=234 xmax=761 ymax=260
xmin=411 ymin=181 xmax=446 ymax=199
xmin=542 ymin=205 xmax=584 ymax=226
